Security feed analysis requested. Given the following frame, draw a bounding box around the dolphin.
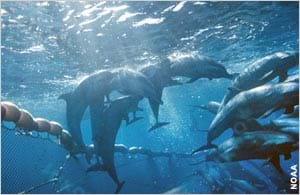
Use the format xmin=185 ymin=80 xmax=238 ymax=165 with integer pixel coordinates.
xmin=220 ymin=162 xmax=269 ymax=193
xmin=225 ymin=178 xmax=266 ymax=193
xmin=203 ymin=131 xmax=298 ymax=173
xmin=60 ymin=68 xmax=162 ymax=152
xmin=190 ymin=101 xmax=221 ymax=114
xmin=86 ymin=95 xmax=142 ymax=193
xmin=59 ymin=70 xmax=117 ymax=151
xmin=111 ymin=68 xmax=163 ymax=105
xmin=140 ymin=65 xmax=181 ymax=132
xmin=169 ymin=53 xmax=237 ymax=83
xmin=263 ymin=111 xmax=299 ymax=138
xmin=193 ymin=81 xmax=299 ymax=153
xmin=285 ymin=74 xmax=299 ymax=83
xmin=219 ymin=51 xmax=299 ymax=111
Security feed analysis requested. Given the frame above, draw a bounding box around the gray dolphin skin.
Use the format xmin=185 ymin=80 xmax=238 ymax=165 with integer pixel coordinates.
xmin=204 ymin=131 xmax=298 ymax=173
xmin=140 ymin=65 xmax=181 ymax=131
xmin=87 ymin=96 xmax=141 ymax=193
xmin=285 ymin=73 xmax=299 ymax=83
xmin=59 ymin=70 xmax=117 ymax=151
xmin=112 ymin=68 xmax=163 ymax=105
xmin=207 ymin=82 xmax=298 ymax=144
xmin=219 ymin=51 xmax=299 ymax=111
xmin=226 ymin=178 xmax=266 ymax=194
xmin=191 ymin=101 xmax=221 ymax=114
xmin=263 ymin=108 xmax=299 ymax=138
xmin=169 ymin=53 xmax=237 ymax=83
xmin=60 ymin=68 xmax=162 ymax=152
xmin=192 ymin=81 xmax=299 ymax=153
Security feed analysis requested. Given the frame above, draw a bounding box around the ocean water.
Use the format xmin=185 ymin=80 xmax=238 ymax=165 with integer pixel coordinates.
xmin=1 ymin=1 xmax=299 ymax=194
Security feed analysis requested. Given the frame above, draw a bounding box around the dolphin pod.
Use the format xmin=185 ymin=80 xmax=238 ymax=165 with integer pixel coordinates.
xmin=87 ymin=96 xmax=142 ymax=193
xmin=203 ymin=131 xmax=298 ymax=173
xmin=2 ymin=50 xmax=299 ymax=193
xmin=59 ymin=68 xmax=162 ymax=153
xmin=262 ymin=108 xmax=299 ymax=139
xmin=192 ymin=81 xmax=299 ymax=153
xmin=218 ymin=51 xmax=299 ymax=111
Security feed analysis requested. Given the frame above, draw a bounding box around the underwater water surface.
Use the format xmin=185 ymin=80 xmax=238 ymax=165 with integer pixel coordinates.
xmin=1 ymin=1 xmax=299 ymax=194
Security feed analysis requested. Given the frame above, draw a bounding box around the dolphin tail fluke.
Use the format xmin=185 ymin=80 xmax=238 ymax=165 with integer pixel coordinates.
xmin=148 ymin=122 xmax=170 ymax=132
xmin=115 ymin=181 xmax=125 ymax=194
xmin=192 ymin=143 xmax=217 ymax=155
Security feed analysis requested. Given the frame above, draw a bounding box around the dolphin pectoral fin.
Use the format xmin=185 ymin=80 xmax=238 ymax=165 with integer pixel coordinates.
xmin=278 ymin=71 xmax=288 ymax=82
xmin=269 ymin=155 xmax=283 ymax=174
xmin=186 ymin=77 xmax=198 ymax=84
xmin=228 ymin=86 xmax=241 ymax=93
xmin=115 ymin=181 xmax=125 ymax=194
xmin=128 ymin=117 xmax=144 ymax=125
xmin=148 ymin=122 xmax=170 ymax=132
xmin=263 ymin=155 xmax=284 ymax=174
xmin=284 ymin=152 xmax=292 ymax=160
xmin=191 ymin=143 xmax=217 ymax=155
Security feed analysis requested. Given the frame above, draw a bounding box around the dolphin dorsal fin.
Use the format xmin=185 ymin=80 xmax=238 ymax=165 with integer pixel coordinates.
xmin=58 ymin=92 xmax=72 ymax=102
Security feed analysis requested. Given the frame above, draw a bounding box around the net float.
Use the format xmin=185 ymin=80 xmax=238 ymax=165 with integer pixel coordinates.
xmin=49 ymin=121 xmax=63 ymax=136
xmin=16 ymin=109 xmax=36 ymax=131
xmin=1 ymin=104 xmax=6 ymax=121
xmin=1 ymin=101 xmax=21 ymax=122
xmin=59 ymin=129 xmax=75 ymax=152
xmin=34 ymin=118 xmax=51 ymax=132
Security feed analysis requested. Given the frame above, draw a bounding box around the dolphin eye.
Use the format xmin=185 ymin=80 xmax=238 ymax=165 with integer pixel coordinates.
xmin=233 ymin=121 xmax=247 ymax=135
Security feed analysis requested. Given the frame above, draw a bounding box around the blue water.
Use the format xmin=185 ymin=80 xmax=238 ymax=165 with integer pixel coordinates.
xmin=1 ymin=1 xmax=299 ymax=194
